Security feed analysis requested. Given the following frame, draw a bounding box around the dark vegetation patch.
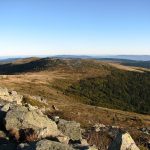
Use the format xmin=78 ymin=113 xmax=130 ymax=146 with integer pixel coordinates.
xmin=66 ymin=68 xmax=150 ymax=114
xmin=122 ymin=61 xmax=150 ymax=69
xmin=0 ymin=58 xmax=66 ymax=74
xmin=97 ymin=58 xmax=150 ymax=69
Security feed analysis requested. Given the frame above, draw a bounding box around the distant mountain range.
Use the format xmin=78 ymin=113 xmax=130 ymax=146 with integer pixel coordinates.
xmin=54 ymin=55 xmax=150 ymax=61
xmin=0 ymin=55 xmax=150 ymax=61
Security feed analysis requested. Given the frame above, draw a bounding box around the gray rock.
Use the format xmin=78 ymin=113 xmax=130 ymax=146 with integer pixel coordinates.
xmin=0 ymin=87 xmax=23 ymax=105
xmin=17 ymin=140 xmax=75 ymax=150
xmin=36 ymin=139 xmax=74 ymax=150
xmin=52 ymin=116 xmax=60 ymax=123
xmin=5 ymin=106 xmax=60 ymax=138
xmin=56 ymin=134 xmax=70 ymax=144
xmin=140 ymin=127 xmax=150 ymax=135
xmin=0 ymin=87 xmax=9 ymax=96
xmin=1 ymin=103 xmax=10 ymax=112
xmin=58 ymin=119 xmax=82 ymax=141
xmin=108 ymin=131 xmax=140 ymax=150
xmin=24 ymin=103 xmax=38 ymax=111
xmin=10 ymin=91 xmax=18 ymax=96
xmin=31 ymin=96 xmax=47 ymax=104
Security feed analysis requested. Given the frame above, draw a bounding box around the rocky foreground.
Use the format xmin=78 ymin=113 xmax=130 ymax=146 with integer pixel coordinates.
xmin=0 ymin=87 xmax=145 ymax=150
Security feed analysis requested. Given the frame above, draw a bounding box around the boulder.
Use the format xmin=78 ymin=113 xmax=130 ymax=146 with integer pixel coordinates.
xmin=1 ymin=103 xmax=10 ymax=112
xmin=0 ymin=87 xmax=23 ymax=105
xmin=108 ymin=131 xmax=140 ymax=150
xmin=58 ymin=119 xmax=82 ymax=141
xmin=17 ymin=140 xmax=75 ymax=150
xmin=56 ymin=134 xmax=70 ymax=144
xmin=5 ymin=106 xmax=60 ymax=139
xmin=24 ymin=103 xmax=38 ymax=111
xmin=36 ymin=139 xmax=74 ymax=150
xmin=93 ymin=123 xmax=106 ymax=132
xmin=0 ymin=87 xmax=9 ymax=96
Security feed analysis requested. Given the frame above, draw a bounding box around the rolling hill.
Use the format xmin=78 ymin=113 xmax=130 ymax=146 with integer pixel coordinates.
xmin=0 ymin=57 xmax=149 ymax=114
xmin=0 ymin=57 xmax=149 ymax=149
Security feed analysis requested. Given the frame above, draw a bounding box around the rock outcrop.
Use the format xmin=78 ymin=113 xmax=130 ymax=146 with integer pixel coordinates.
xmin=58 ymin=119 xmax=82 ymax=141
xmin=36 ymin=139 xmax=75 ymax=150
xmin=5 ymin=105 xmax=60 ymax=139
xmin=0 ymin=87 xmax=141 ymax=150
xmin=108 ymin=131 xmax=140 ymax=150
xmin=0 ymin=87 xmax=23 ymax=104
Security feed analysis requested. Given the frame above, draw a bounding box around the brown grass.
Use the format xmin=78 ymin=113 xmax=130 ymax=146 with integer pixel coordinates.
xmin=0 ymin=60 xmax=149 ymax=149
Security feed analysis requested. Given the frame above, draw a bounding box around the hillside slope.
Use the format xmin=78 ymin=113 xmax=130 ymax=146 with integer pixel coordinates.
xmin=0 ymin=58 xmax=149 ymax=115
xmin=66 ymin=68 xmax=150 ymax=114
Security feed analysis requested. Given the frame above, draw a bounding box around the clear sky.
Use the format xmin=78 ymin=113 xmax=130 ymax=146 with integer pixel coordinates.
xmin=0 ymin=0 xmax=150 ymax=56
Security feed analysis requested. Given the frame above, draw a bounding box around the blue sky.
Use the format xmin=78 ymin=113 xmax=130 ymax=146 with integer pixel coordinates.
xmin=0 ymin=0 xmax=150 ymax=56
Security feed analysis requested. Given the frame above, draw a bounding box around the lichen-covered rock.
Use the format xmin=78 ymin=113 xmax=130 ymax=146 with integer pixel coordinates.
xmin=1 ymin=103 xmax=10 ymax=112
xmin=0 ymin=87 xmax=23 ymax=105
xmin=0 ymin=87 xmax=9 ymax=96
xmin=108 ymin=131 xmax=140 ymax=150
xmin=36 ymin=139 xmax=75 ymax=150
xmin=56 ymin=134 xmax=70 ymax=144
xmin=5 ymin=106 xmax=60 ymax=138
xmin=17 ymin=140 xmax=75 ymax=150
xmin=58 ymin=119 xmax=82 ymax=141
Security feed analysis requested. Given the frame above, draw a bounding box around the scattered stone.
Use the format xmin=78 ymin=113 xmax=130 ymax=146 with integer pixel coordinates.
xmin=56 ymin=134 xmax=70 ymax=144
xmin=0 ymin=87 xmax=23 ymax=105
xmin=17 ymin=143 xmax=32 ymax=150
xmin=140 ymin=127 xmax=150 ymax=135
xmin=30 ymin=96 xmax=47 ymax=104
xmin=52 ymin=116 xmax=60 ymax=123
xmin=58 ymin=119 xmax=82 ymax=141
xmin=0 ymin=87 xmax=144 ymax=150
xmin=10 ymin=91 xmax=18 ymax=96
xmin=0 ymin=87 xmax=9 ymax=96
xmin=24 ymin=103 xmax=38 ymax=111
xmin=1 ymin=103 xmax=10 ymax=112
xmin=80 ymin=139 xmax=89 ymax=146
xmin=93 ymin=123 xmax=106 ymax=132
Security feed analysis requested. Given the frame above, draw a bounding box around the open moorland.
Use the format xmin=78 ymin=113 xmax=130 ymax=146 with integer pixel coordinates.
xmin=0 ymin=57 xmax=149 ymax=149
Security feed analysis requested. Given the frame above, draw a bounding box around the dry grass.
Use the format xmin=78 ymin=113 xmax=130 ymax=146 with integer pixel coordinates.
xmin=107 ymin=62 xmax=147 ymax=72
xmin=0 ymin=60 xmax=149 ymax=149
